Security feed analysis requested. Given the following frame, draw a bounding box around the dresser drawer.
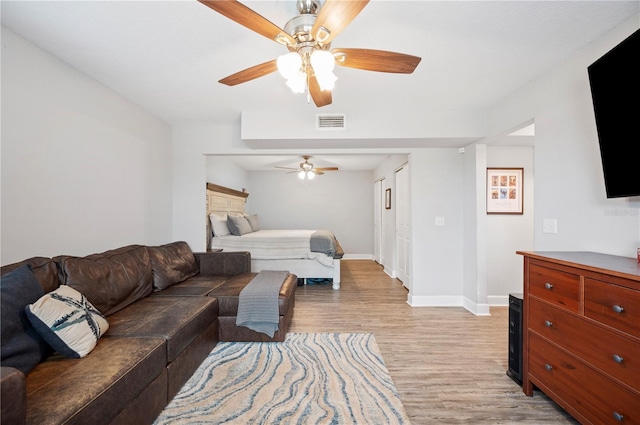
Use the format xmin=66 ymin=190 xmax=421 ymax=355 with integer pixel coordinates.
xmin=529 ymin=297 xmax=640 ymax=389
xmin=585 ymin=278 xmax=640 ymax=339
xmin=529 ymin=333 xmax=640 ymax=425
xmin=529 ymin=263 xmax=580 ymax=312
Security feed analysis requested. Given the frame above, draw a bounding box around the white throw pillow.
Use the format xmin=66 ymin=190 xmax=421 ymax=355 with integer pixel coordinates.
xmin=210 ymin=214 xmax=231 ymax=237
xmin=245 ymin=214 xmax=260 ymax=232
xmin=25 ymin=285 xmax=109 ymax=358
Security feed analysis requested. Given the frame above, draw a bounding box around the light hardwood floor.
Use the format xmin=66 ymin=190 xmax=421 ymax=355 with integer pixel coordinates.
xmin=289 ymin=260 xmax=579 ymax=425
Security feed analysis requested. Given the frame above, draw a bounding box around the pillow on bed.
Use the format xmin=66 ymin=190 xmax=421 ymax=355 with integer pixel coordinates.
xmin=245 ymin=214 xmax=260 ymax=232
xmin=228 ymin=215 xmax=253 ymax=236
xmin=210 ymin=214 xmax=231 ymax=237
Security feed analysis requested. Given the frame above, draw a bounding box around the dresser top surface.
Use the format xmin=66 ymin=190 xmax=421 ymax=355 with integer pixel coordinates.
xmin=516 ymin=251 xmax=640 ymax=281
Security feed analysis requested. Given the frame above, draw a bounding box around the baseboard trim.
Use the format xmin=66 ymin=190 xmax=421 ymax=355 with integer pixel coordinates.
xmin=462 ymin=297 xmax=491 ymax=316
xmin=407 ymin=295 xmax=462 ymax=307
xmin=341 ymin=254 xmax=373 ymax=260
xmin=407 ymin=295 xmax=491 ymax=316
xmin=383 ymin=266 xmax=396 ymax=279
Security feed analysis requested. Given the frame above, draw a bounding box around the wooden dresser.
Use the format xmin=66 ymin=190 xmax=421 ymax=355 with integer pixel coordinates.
xmin=517 ymin=251 xmax=640 ymax=424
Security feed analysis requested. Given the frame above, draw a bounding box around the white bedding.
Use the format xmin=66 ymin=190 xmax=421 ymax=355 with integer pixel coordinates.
xmin=210 ymin=229 xmax=334 ymax=266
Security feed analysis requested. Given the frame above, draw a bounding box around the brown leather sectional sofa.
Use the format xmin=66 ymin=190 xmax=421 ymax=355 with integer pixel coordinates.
xmin=0 ymin=241 xmax=297 ymax=425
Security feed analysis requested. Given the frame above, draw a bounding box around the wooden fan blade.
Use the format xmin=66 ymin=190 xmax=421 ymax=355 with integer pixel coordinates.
xmin=275 ymin=166 xmax=298 ymax=170
xmin=312 ymin=170 xmax=325 ymax=175
xmin=314 ymin=167 xmax=339 ymax=171
xmin=199 ymin=0 xmax=295 ymax=46
xmin=219 ymin=60 xmax=278 ymax=86
xmin=309 ymin=74 xmax=332 ymax=107
xmin=332 ymin=48 xmax=421 ymax=73
xmin=311 ymin=0 xmax=370 ymax=45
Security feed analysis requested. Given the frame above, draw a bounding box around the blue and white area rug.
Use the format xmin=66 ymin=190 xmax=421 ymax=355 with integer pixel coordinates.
xmin=154 ymin=333 xmax=410 ymax=424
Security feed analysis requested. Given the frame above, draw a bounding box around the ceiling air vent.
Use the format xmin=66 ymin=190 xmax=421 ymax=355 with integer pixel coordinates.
xmin=316 ymin=114 xmax=346 ymax=130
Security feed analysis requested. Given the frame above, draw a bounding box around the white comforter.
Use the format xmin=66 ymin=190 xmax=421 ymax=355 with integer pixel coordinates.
xmin=210 ymin=229 xmax=334 ymax=266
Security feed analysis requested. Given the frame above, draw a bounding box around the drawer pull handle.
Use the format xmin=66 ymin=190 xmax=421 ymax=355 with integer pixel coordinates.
xmin=544 ymin=282 xmax=553 ymax=290
xmin=613 ymin=354 xmax=624 ymax=364
xmin=613 ymin=412 xmax=624 ymax=422
xmin=544 ymin=364 xmax=553 ymax=371
xmin=544 ymin=320 xmax=553 ymax=327
xmin=612 ymin=305 xmax=624 ymax=313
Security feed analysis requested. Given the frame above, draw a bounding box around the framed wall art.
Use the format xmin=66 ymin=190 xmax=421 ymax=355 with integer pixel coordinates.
xmin=487 ymin=168 xmax=524 ymax=214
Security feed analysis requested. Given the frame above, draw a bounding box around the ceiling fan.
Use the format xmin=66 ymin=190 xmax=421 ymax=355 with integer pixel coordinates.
xmin=276 ymin=155 xmax=338 ymax=179
xmin=198 ymin=0 xmax=421 ymax=107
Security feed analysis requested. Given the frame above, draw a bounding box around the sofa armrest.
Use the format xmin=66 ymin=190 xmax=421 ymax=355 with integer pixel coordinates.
xmin=1 ymin=366 xmax=26 ymax=425
xmin=194 ymin=251 xmax=251 ymax=277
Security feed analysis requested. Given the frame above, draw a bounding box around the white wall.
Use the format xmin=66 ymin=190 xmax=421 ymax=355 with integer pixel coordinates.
xmin=245 ymin=170 xmax=373 ymax=256
xmin=206 ymin=157 xmax=249 ymax=193
xmin=486 ymin=16 xmax=640 ymax=258
xmin=461 ymin=144 xmax=489 ymax=315
xmin=486 ymin=145 xmax=535 ymax=304
xmin=1 ymin=27 xmax=173 ymax=265
xmin=172 ymin=125 xmax=239 ymax=251
xmin=408 ymin=149 xmax=465 ymax=306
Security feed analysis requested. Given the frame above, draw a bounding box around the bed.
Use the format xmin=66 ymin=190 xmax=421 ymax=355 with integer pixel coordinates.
xmin=206 ymin=183 xmax=343 ymax=289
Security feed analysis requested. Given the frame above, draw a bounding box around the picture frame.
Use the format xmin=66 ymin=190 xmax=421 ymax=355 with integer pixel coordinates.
xmin=486 ymin=168 xmax=524 ymax=214
xmin=385 ymin=188 xmax=391 ymax=209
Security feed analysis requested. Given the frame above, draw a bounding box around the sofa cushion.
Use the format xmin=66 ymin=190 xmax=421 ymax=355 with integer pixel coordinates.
xmin=194 ymin=251 xmax=251 ymax=277
xmin=152 ymin=275 xmax=229 ymax=296
xmin=105 ymin=296 xmax=218 ymax=362
xmin=148 ymin=241 xmax=199 ymax=291
xmin=25 ymin=285 xmax=109 ymax=358
xmin=58 ymin=245 xmax=153 ymax=317
xmin=1 ymin=366 xmax=26 ymax=424
xmin=1 ymin=257 xmax=60 ymax=294
xmin=1 ymin=266 xmax=53 ymax=374
xmin=25 ymin=337 xmax=166 ymax=425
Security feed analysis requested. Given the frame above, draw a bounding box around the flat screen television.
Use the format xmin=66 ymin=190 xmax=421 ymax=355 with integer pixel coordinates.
xmin=587 ymin=28 xmax=640 ymax=198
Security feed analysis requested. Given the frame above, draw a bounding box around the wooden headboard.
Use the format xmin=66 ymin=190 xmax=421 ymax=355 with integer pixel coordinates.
xmin=206 ymin=183 xmax=249 ymax=246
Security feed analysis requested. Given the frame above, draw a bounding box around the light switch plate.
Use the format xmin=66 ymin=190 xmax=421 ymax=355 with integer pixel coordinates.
xmin=435 ymin=217 xmax=445 ymax=226
xmin=543 ymin=218 xmax=558 ymax=234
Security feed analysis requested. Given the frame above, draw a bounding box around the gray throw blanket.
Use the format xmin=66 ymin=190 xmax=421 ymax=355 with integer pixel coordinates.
xmin=236 ymin=271 xmax=288 ymax=338
xmin=310 ymin=230 xmax=337 ymax=257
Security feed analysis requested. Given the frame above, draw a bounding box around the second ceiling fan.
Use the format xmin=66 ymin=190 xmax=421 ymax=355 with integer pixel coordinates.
xmin=276 ymin=155 xmax=338 ymax=179
xmin=199 ymin=0 xmax=421 ymax=107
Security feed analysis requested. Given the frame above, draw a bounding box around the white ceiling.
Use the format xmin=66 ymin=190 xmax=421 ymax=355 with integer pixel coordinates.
xmin=2 ymin=0 xmax=638 ymax=171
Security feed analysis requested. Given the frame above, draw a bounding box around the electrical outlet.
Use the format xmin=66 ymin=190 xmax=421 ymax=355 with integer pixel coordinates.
xmin=542 ymin=219 xmax=558 ymax=234
xmin=435 ymin=217 xmax=445 ymax=226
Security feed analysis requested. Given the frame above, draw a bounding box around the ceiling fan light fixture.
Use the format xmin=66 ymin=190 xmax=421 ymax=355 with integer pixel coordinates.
xmin=298 ymin=170 xmax=306 ymax=179
xmin=310 ymin=49 xmax=335 ymax=72
xmin=316 ymin=70 xmax=337 ymax=91
xmin=307 ymin=171 xmax=315 ymax=180
xmin=311 ymin=49 xmax=337 ymax=91
xmin=286 ymin=70 xmax=307 ymax=93
xmin=277 ymin=52 xmax=302 ymax=79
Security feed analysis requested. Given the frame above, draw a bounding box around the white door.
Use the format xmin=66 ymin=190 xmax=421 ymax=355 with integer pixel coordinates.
xmin=395 ymin=164 xmax=410 ymax=288
xmin=373 ymin=179 xmax=383 ymax=264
